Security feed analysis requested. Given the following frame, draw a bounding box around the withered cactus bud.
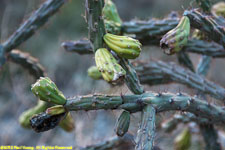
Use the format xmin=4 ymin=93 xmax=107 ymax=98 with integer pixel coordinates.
xmin=31 ymin=77 xmax=67 ymax=105
xmin=87 ymin=66 xmax=102 ymax=80
xmin=59 ymin=113 xmax=75 ymax=132
xmin=102 ymin=0 xmax=122 ymax=24
xmin=160 ymin=16 xmax=190 ymax=55
xmin=115 ymin=111 xmax=130 ymax=137
xmin=174 ymin=128 xmax=192 ymax=150
xmin=211 ymin=2 xmax=225 ymax=18
xmin=30 ymin=112 xmax=66 ymax=133
xmin=19 ymin=101 xmax=48 ymax=128
xmin=95 ymin=48 xmax=126 ymax=83
xmin=104 ymin=33 xmax=142 ymax=59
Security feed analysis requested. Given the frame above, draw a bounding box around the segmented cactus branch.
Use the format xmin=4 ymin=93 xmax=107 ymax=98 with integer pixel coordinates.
xmin=64 ymin=92 xmax=225 ymax=124
xmin=184 ymin=9 xmax=225 ymax=47
xmin=177 ymin=51 xmax=195 ymax=72
xmin=61 ymin=39 xmax=93 ymax=54
xmin=136 ymin=105 xmax=156 ymax=150
xmin=136 ymin=61 xmax=225 ymax=101
xmin=85 ymin=0 xmax=105 ymax=52
xmin=0 ymin=0 xmax=67 ymax=67
xmin=7 ymin=50 xmax=46 ymax=79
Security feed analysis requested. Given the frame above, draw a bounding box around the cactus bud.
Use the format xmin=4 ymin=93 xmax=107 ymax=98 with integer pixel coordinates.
xmin=211 ymin=2 xmax=225 ymax=18
xmin=30 ymin=112 xmax=65 ymax=132
xmin=46 ymin=105 xmax=66 ymax=116
xmin=102 ymin=0 xmax=122 ymax=24
xmin=174 ymin=128 xmax=192 ymax=150
xmin=115 ymin=111 xmax=130 ymax=137
xmin=59 ymin=113 xmax=75 ymax=132
xmin=104 ymin=20 xmax=121 ymax=35
xmin=19 ymin=101 xmax=48 ymax=128
xmin=87 ymin=66 xmax=102 ymax=80
xmin=95 ymin=48 xmax=126 ymax=83
xmin=31 ymin=77 xmax=66 ymax=105
xmin=103 ymin=33 xmax=142 ymax=59
xmin=160 ymin=16 xmax=190 ymax=55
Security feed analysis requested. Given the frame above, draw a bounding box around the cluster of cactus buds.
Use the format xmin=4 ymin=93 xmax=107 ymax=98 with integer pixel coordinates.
xmin=31 ymin=77 xmax=67 ymax=105
xmin=115 ymin=111 xmax=130 ymax=137
xmin=160 ymin=16 xmax=190 ymax=55
xmin=104 ymin=20 xmax=121 ymax=35
xmin=87 ymin=66 xmax=102 ymax=80
xmin=211 ymin=2 xmax=225 ymax=17
xmin=104 ymin=33 xmax=142 ymax=59
xmin=102 ymin=0 xmax=122 ymax=24
xmin=174 ymin=128 xmax=192 ymax=150
xmin=95 ymin=48 xmax=126 ymax=83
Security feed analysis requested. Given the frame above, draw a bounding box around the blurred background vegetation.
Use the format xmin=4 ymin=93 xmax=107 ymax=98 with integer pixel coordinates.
xmin=0 ymin=0 xmax=224 ymax=149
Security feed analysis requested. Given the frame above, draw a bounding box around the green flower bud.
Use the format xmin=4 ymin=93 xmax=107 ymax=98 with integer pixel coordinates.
xmin=95 ymin=48 xmax=126 ymax=83
xmin=104 ymin=20 xmax=121 ymax=35
xmin=103 ymin=0 xmax=122 ymax=24
xmin=212 ymin=2 xmax=225 ymax=17
xmin=87 ymin=66 xmax=102 ymax=80
xmin=46 ymin=105 xmax=66 ymax=115
xmin=59 ymin=113 xmax=75 ymax=132
xmin=160 ymin=16 xmax=190 ymax=55
xmin=174 ymin=128 xmax=192 ymax=150
xmin=19 ymin=101 xmax=48 ymax=128
xmin=103 ymin=33 xmax=142 ymax=59
xmin=115 ymin=111 xmax=130 ymax=137
xmin=31 ymin=77 xmax=66 ymax=105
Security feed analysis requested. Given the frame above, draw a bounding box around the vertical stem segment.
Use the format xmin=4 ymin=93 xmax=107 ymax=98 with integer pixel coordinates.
xmin=85 ymin=0 xmax=105 ymax=52
xmin=135 ymin=105 xmax=156 ymax=150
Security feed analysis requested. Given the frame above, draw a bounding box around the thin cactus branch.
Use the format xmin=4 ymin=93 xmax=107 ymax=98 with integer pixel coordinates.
xmin=177 ymin=51 xmax=195 ymax=72
xmin=79 ymin=135 xmax=134 ymax=150
xmin=184 ymin=39 xmax=225 ymax=57
xmin=64 ymin=92 xmax=225 ymax=124
xmin=200 ymin=124 xmax=221 ymax=150
xmin=7 ymin=50 xmax=46 ymax=79
xmin=184 ymin=9 xmax=225 ymax=47
xmin=61 ymin=39 xmax=93 ymax=54
xmin=0 ymin=0 xmax=67 ymax=67
xmin=136 ymin=105 xmax=156 ymax=150
xmin=62 ymin=38 xmax=225 ymax=57
xmin=85 ymin=0 xmax=105 ymax=52
xmin=136 ymin=61 xmax=225 ymax=101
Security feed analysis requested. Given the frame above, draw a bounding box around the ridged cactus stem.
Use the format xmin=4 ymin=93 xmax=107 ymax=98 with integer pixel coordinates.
xmin=135 ymin=105 xmax=156 ymax=150
xmin=183 ymin=9 xmax=225 ymax=47
xmin=85 ymin=0 xmax=106 ymax=52
xmin=0 ymin=0 xmax=67 ymax=67
xmin=177 ymin=51 xmax=195 ymax=72
xmin=7 ymin=50 xmax=46 ymax=79
xmin=64 ymin=92 xmax=225 ymax=123
xmin=136 ymin=61 xmax=225 ymax=101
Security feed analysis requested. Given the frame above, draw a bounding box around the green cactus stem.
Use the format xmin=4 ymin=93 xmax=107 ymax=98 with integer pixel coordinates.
xmin=196 ymin=0 xmax=211 ymax=13
xmin=61 ymin=39 xmax=93 ymax=54
xmin=0 ymin=0 xmax=67 ymax=68
xmin=135 ymin=105 xmax=156 ymax=150
xmin=31 ymin=77 xmax=67 ymax=105
xmin=174 ymin=128 xmax=191 ymax=150
xmin=85 ymin=0 xmax=105 ymax=52
xmin=64 ymin=92 xmax=225 ymax=124
xmin=115 ymin=110 xmax=130 ymax=137
xmin=7 ymin=50 xmax=46 ymax=79
xmin=183 ymin=9 xmax=225 ymax=47
xmin=177 ymin=51 xmax=195 ymax=72
xmin=160 ymin=16 xmax=190 ymax=55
